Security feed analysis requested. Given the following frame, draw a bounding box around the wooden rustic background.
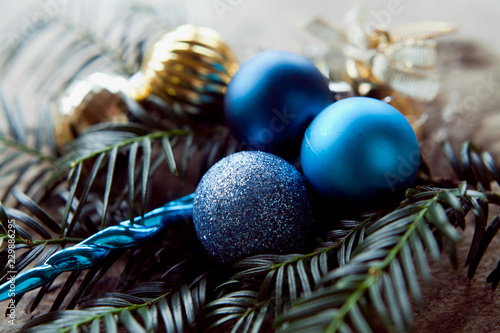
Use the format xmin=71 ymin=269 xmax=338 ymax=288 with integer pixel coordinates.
xmin=1 ymin=0 xmax=500 ymax=331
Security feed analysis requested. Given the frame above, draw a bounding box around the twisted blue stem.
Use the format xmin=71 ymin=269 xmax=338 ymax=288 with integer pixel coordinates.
xmin=0 ymin=194 xmax=194 ymax=302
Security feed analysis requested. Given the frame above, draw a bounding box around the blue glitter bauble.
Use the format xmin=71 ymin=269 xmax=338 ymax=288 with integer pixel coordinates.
xmin=193 ymin=151 xmax=313 ymax=265
xmin=301 ymin=97 xmax=420 ymax=204
xmin=224 ymin=50 xmax=333 ymax=158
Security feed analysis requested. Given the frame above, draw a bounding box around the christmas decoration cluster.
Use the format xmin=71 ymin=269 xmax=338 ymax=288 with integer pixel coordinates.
xmin=46 ymin=19 xmax=424 ymax=272
xmin=8 ymin=4 xmax=500 ymax=333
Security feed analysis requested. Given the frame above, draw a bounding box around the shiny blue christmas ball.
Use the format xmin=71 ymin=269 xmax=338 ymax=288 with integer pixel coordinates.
xmin=193 ymin=151 xmax=313 ymax=265
xmin=224 ymin=50 xmax=333 ymax=158
xmin=301 ymin=97 xmax=420 ymax=204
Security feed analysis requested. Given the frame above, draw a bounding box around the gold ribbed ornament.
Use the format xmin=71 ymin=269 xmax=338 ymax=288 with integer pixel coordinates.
xmin=131 ymin=24 xmax=238 ymax=123
xmin=55 ymin=72 xmax=130 ymax=152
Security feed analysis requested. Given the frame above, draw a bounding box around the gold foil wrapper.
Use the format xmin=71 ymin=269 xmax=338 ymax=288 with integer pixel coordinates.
xmin=131 ymin=24 xmax=238 ymax=122
xmin=55 ymin=73 xmax=129 ymax=151
xmin=305 ymin=7 xmax=457 ymax=138
xmin=305 ymin=8 xmax=457 ymax=103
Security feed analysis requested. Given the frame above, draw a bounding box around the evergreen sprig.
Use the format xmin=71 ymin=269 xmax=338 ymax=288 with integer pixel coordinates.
xmin=440 ymin=141 xmax=500 ymax=289
xmin=0 ymin=0 xmax=184 ymax=203
xmin=205 ymin=183 xmax=484 ymax=332
xmin=20 ymin=278 xmax=208 ymax=333
xmin=0 ymin=89 xmax=56 ymax=202
xmin=276 ymin=185 xmax=474 ymax=332
xmin=205 ymin=290 xmax=273 ymax=332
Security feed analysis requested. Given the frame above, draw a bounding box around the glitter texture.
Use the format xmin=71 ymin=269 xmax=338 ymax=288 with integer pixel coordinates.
xmin=193 ymin=151 xmax=313 ymax=265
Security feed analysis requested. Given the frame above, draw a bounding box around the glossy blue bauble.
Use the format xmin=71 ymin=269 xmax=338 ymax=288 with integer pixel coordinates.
xmin=224 ymin=50 xmax=333 ymax=158
xmin=301 ymin=97 xmax=420 ymax=204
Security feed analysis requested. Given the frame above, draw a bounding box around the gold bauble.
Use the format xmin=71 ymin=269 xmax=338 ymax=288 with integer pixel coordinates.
xmin=131 ymin=24 xmax=238 ymax=123
xmin=55 ymin=72 xmax=130 ymax=152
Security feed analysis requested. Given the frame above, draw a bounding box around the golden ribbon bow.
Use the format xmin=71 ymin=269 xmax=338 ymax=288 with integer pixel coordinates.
xmin=306 ymin=6 xmax=457 ymax=102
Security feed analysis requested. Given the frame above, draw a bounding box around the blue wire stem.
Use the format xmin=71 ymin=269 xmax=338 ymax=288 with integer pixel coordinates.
xmin=0 ymin=194 xmax=194 ymax=302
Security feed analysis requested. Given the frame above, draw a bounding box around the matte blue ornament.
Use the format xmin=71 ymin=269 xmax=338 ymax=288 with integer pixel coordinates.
xmin=224 ymin=50 xmax=333 ymax=158
xmin=193 ymin=151 xmax=314 ymax=265
xmin=301 ymin=97 xmax=420 ymax=204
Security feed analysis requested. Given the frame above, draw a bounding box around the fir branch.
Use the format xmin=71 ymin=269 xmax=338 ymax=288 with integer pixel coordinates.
xmin=0 ymin=2 xmax=169 ymax=89
xmin=20 ymin=279 xmax=208 ymax=333
xmin=0 ymin=1 xmax=176 ymax=203
xmin=205 ymin=290 xmax=273 ymax=332
xmin=54 ymin=126 xmax=222 ymax=177
xmin=0 ymin=136 xmax=55 ymax=163
xmin=204 ymin=214 xmax=379 ymax=330
xmin=440 ymin=141 xmax=500 ymax=288
xmin=57 ymin=16 xmax=138 ymax=76
xmin=274 ymin=184 xmax=480 ymax=333
xmin=61 ymin=128 xmax=192 ymax=170
xmin=50 ymin=126 xmax=227 ymax=234
xmin=0 ymin=235 xmax=83 ymax=247
xmin=207 ymin=183 xmax=485 ymax=333
xmin=0 ymin=128 xmax=56 ymax=201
